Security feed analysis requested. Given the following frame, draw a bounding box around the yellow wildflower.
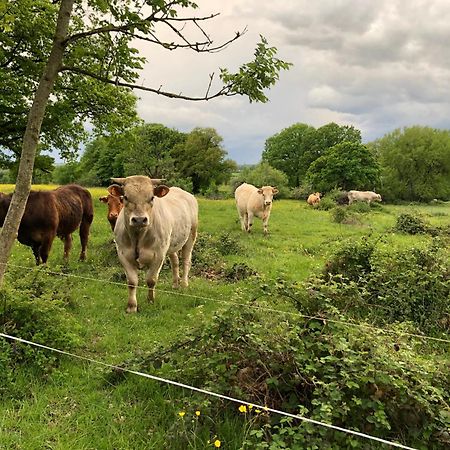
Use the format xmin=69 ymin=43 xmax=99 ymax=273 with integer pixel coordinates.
xmin=255 ymin=409 xmax=261 ymax=413
xmin=195 ymin=410 xmax=201 ymax=416
xmin=248 ymin=404 xmax=253 ymax=410
xmin=214 ymin=439 xmax=221 ymax=448
xmin=178 ymin=411 xmax=186 ymax=418
xmin=238 ymin=405 xmax=247 ymax=413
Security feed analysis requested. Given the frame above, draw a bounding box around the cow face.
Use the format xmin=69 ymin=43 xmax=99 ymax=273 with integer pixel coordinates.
xmin=100 ymin=185 xmax=124 ymax=231
xmin=257 ymin=186 xmax=279 ymax=207
xmin=111 ymin=176 xmax=170 ymax=229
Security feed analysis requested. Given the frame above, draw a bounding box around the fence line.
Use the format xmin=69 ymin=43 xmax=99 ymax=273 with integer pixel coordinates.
xmin=0 ymin=332 xmax=418 ymax=450
xmin=2 ymin=262 xmax=450 ymax=345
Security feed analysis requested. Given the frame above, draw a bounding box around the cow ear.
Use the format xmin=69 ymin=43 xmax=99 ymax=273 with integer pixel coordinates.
xmin=154 ymin=185 xmax=170 ymax=198
xmin=108 ymin=184 xmax=123 ymax=197
xmin=257 ymin=188 xmax=263 ymax=194
xmin=99 ymin=196 xmax=108 ymax=203
xmin=272 ymin=187 xmax=279 ymax=195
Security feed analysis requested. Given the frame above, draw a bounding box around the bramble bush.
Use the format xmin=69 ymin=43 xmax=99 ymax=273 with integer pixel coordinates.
xmin=112 ymin=304 xmax=450 ymax=449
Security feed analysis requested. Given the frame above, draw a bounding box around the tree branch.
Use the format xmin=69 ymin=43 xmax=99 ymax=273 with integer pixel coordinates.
xmin=59 ymin=66 xmax=234 ymax=101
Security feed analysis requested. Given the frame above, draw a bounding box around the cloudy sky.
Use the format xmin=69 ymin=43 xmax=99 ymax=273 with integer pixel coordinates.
xmin=133 ymin=0 xmax=450 ymax=164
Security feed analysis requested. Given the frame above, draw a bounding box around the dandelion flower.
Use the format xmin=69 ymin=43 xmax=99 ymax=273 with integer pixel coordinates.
xmin=238 ymin=405 xmax=247 ymax=413
xmin=195 ymin=410 xmax=201 ymax=416
xmin=178 ymin=411 xmax=186 ymax=418
xmin=248 ymin=405 xmax=253 ymax=410
xmin=214 ymin=439 xmax=221 ymax=448
xmin=255 ymin=409 xmax=261 ymax=413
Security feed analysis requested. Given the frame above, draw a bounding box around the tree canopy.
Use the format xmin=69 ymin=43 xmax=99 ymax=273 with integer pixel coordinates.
xmin=262 ymin=122 xmax=361 ymax=187
xmin=306 ymin=141 xmax=380 ymax=192
xmin=371 ymin=126 xmax=450 ymax=201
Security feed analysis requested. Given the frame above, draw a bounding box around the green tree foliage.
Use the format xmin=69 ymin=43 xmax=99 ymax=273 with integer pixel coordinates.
xmin=230 ymin=161 xmax=289 ymax=197
xmin=372 ymin=126 xmax=450 ymax=201
xmin=123 ymin=123 xmax=186 ymax=181
xmin=0 ymin=0 xmax=140 ymax=172
xmin=172 ymin=127 xmax=237 ymax=193
xmin=262 ymin=122 xmax=361 ymax=187
xmin=306 ymin=142 xmax=380 ymax=192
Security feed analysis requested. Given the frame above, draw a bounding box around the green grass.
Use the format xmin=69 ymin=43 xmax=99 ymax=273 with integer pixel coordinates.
xmin=1 ymin=186 xmax=449 ymax=449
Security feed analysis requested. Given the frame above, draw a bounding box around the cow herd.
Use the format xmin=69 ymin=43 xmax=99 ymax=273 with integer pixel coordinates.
xmin=0 ymin=178 xmax=381 ymax=312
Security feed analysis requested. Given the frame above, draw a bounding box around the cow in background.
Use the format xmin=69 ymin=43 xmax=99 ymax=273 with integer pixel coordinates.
xmin=111 ymin=176 xmax=198 ymax=313
xmin=307 ymin=192 xmax=321 ymax=206
xmin=99 ymin=184 xmax=123 ymax=231
xmin=348 ymin=190 xmax=382 ymax=205
xmin=0 ymin=184 xmax=93 ymax=264
xmin=235 ymin=182 xmax=279 ymax=235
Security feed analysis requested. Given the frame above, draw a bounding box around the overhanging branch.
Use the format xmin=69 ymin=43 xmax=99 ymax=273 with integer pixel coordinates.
xmin=59 ymin=66 xmax=234 ymax=101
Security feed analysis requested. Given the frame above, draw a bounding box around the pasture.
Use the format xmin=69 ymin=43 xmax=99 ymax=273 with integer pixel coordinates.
xmin=1 ymin=185 xmax=449 ymax=449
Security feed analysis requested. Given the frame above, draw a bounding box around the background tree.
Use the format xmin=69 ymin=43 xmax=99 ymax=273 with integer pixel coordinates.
xmin=262 ymin=122 xmax=361 ymax=187
xmin=0 ymin=0 xmax=291 ymax=284
xmin=230 ymin=161 xmax=289 ymax=197
xmin=123 ymin=123 xmax=186 ymax=182
xmin=172 ymin=127 xmax=237 ymax=193
xmin=372 ymin=126 xmax=450 ymax=202
xmin=306 ymin=142 xmax=380 ymax=193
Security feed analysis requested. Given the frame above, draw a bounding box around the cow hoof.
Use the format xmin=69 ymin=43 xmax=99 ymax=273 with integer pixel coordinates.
xmin=126 ymin=306 xmax=137 ymax=313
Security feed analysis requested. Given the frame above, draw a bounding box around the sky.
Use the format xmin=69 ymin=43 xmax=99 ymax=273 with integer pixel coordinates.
xmin=132 ymin=0 xmax=450 ymax=165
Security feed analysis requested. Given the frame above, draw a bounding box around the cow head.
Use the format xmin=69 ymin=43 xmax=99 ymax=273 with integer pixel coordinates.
xmin=257 ymin=186 xmax=279 ymax=207
xmin=111 ymin=176 xmax=169 ymax=229
xmin=376 ymin=194 xmax=382 ymax=202
xmin=100 ymin=184 xmax=124 ymax=231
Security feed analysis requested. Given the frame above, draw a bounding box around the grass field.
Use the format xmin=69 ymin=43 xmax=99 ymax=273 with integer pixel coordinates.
xmin=0 ymin=185 xmax=449 ymax=449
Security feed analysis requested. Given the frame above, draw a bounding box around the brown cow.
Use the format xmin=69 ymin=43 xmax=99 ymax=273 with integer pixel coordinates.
xmin=0 ymin=184 xmax=94 ymax=265
xmin=99 ymin=184 xmax=123 ymax=231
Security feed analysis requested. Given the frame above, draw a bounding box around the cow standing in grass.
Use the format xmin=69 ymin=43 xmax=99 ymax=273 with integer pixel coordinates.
xmin=111 ymin=176 xmax=198 ymax=313
xmin=0 ymin=184 xmax=93 ymax=264
xmin=235 ymin=182 xmax=278 ymax=235
xmin=348 ymin=190 xmax=382 ymax=205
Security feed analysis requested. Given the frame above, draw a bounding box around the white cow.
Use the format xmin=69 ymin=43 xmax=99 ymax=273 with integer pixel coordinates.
xmin=348 ymin=190 xmax=382 ymax=205
xmin=235 ymin=183 xmax=279 ymax=235
xmin=111 ymin=176 xmax=198 ymax=313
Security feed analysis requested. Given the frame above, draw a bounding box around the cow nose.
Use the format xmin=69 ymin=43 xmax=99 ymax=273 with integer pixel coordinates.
xmin=109 ymin=212 xmax=118 ymax=219
xmin=131 ymin=216 xmax=148 ymax=226
xmin=265 ymin=201 xmax=272 ymax=206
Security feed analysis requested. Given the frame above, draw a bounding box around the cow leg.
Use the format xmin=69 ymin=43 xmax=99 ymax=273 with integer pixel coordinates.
xmin=168 ymin=252 xmax=180 ymax=288
xmin=238 ymin=210 xmax=247 ymax=231
xmin=262 ymin=213 xmax=270 ymax=235
xmin=62 ymin=234 xmax=72 ymax=261
xmin=31 ymin=243 xmax=41 ymax=265
xmin=180 ymin=228 xmax=197 ymax=288
xmin=79 ymin=219 xmax=91 ymax=261
xmin=145 ymin=257 xmax=165 ymax=303
xmin=247 ymin=211 xmax=254 ymax=233
xmin=117 ymin=253 xmax=139 ymax=313
xmin=39 ymin=235 xmax=55 ymax=264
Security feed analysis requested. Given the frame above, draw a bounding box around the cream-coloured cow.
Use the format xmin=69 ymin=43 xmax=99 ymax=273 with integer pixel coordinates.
xmin=235 ymin=183 xmax=278 ymax=235
xmin=307 ymin=192 xmax=321 ymax=206
xmin=111 ymin=176 xmax=198 ymax=313
xmin=348 ymin=190 xmax=382 ymax=205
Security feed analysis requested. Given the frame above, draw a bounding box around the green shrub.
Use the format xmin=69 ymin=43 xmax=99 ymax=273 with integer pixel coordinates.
xmin=115 ymin=305 xmax=450 ymax=449
xmin=349 ymin=201 xmax=372 ymax=213
xmin=395 ymin=213 xmax=430 ymax=234
xmin=0 ymin=270 xmax=81 ymax=397
xmin=316 ymin=196 xmax=335 ymax=211
xmin=331 ymin=206 xmax=349 ymax=223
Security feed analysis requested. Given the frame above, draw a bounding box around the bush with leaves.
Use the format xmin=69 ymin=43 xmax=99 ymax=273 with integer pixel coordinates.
xmin=112 ymin=304 xmax=450 ymax=449
xmin=0 ymin=269 xmax=81 ymax=397
xmin=395 ymin=212 xmax=434 ymax=235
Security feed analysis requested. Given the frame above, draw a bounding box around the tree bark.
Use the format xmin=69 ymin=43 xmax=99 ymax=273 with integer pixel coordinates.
xmin=0 ymin=0 xmax=74 ymax=285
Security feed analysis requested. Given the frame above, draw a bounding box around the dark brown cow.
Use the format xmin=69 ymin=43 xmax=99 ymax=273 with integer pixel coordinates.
xmin=0 ymin=184 xmax=94 ymax=265
xmin=99 ymin=184 xmax=123 ymax=231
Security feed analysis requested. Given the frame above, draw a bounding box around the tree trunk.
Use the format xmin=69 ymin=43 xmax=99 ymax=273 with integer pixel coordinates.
xmin=0 ymin=0 xmax=74 ymax=285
